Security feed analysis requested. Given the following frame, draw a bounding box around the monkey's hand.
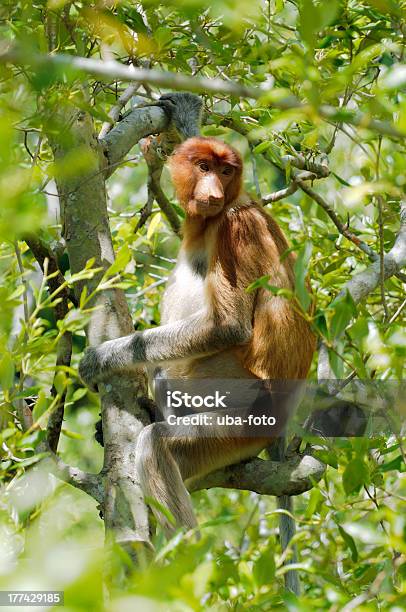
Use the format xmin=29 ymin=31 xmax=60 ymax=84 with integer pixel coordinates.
xmin=78 ymin=335 xmax=141 ymax=390
xmin=158 ymin=92 xmax=203 ymax=140
xmin=78 ymin=346 xmax=108 ymax=391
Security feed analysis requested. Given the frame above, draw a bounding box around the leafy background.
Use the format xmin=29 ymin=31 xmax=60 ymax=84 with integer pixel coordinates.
xmin=0 ymin=0 xmax=405 ymax=609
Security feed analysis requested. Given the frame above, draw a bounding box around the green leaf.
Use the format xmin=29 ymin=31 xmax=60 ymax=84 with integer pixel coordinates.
xmin=72 ymin=388 xmax=88 ymax=403
xmin=0 ymin=352 xmax=15 ymax=391
xmin=315 ymin=449 xmax=338 ymax=469
xmin=147 ymin=213 xmax=162 ymax=241
xmin=313 ymin=310 xmax=328 ymax=338
xmin=155 ymin=26 xmax=173 ymax=49
xmin=10 ymin=453 xmax=48 ymax=469
xmin=347 ymin=317 xmax=369 ymax=341
xmin=252 ymin=141 xmax=273 ymax=155
xmin=379 ymin=455 xmax=405 ymax=472
xmin=329 ymin=290 xmax=357 ymax=339
xmin=338 ymin=525 xmax=358 ymax=562
xmin=0 ymin=428 xmax=17 ymax=444
xmin=305 ymin=488 xmax=324 ymax=518
xmin=365 ymin=0 xmax=401 ymax=16
xmin=343 ymin=458 xmax=370 ymax=495
xmin=275 ymin=0 xmax=284 ymax=13
xmin=14 ymin=386 xmax=41 ymax=399
xmin=105 ymin=244 xmax=131 ymax=278
xmin=32 ymin=390 xmax=50 ymax=422
xmin=79 ymin=286 xmax=88 ymax=309
xmin=253 ymin=548 xmax=275 ymax=588
xmin=293 ymin=241 xmax=312 ymax=311
xmin=53 ymin=370 xmax=67 ymax=395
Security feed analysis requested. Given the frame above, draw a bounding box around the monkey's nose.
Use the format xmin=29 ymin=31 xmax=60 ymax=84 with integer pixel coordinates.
xmin=208 ymin=195 xmax=224 ymax=206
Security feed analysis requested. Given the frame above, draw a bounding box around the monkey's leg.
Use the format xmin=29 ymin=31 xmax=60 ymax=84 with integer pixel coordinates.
xmin=136 ymin=406 xmax=274 ymax=536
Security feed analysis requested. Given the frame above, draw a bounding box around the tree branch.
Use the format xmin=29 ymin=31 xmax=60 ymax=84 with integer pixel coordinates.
xmin=1 ymin=46 xmax=404 ymax=139
xmin=262 ymin=182 xmax=299 ymax=204
xmin=47 ymin=331 xmax=72 ymax=453
xmin=139 ymin=135 xmax=181 ymax=235
xmin=297 ymin=181 xmax=381 ymax=261
xmin=24 ymin=234 xmax=77 ymax=309
xmin=262 ymin=171 xmax=320 ymax=205
xmin=340 ymin=202 xmax=406 ymax=303
xmin=189 ymin=451 xmax=325 ymax=496
xmin=101 ymin=105 xmax=168 ymax=175
xmin=24 ymin=234 xmax=75 ymax=450
xmin=44 ymin=450 xmax=104 ymax=504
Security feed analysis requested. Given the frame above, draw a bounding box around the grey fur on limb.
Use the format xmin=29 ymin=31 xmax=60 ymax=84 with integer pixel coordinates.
xmin=78 ymin=314 xmax=251 ymax=389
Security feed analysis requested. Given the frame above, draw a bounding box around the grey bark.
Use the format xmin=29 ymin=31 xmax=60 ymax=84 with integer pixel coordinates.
xmin=101 ymin=106 xmax=168 ymax=174
xmin=189 ymin=452 xmax=325 ymax=496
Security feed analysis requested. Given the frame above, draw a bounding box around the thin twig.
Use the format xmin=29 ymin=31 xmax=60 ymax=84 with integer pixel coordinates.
xmin=385 ymin=297 xmax=406 ymax=328
xmin=24 ymin=234 xmax=77 ymax=308
xmin=99 ymin=82 xmax=141 ymax=139
xmin=262 ymin=171 xmax=318 ymax=204
xmin=135 ymin=186 xmax=155 ymax=232
xmin=263 ymin=182 xmax=298 ymax=204
xmin=149 ymin=176 xmax=181 ymax=235
xmin=140 ymin=135 xmax=182 ymax=235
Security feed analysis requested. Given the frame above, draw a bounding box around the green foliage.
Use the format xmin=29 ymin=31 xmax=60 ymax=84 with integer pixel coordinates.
xmin=0 ymin=0 xmax=405 ymax=609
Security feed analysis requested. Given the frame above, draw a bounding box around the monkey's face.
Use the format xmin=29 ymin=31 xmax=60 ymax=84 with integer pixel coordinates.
xmin=168 ymin=137 xmax=243 ymax=218
xmin=187 ymin=158 xmax=234 ymax=217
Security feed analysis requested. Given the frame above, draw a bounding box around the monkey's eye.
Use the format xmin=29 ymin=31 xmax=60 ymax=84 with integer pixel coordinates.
xmin=222 ymin=166 xmax=233 ymax=176
xmin=198 ymin=161 xmax=210 ymax=172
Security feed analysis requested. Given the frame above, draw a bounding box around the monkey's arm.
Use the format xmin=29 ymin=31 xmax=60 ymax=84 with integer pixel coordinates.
xmin=79 ymin=310 xmax=251 ymax=388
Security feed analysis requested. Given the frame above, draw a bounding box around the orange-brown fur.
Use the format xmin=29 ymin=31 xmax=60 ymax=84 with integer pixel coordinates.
xmin=169 ymin=137 xmax=316 ymax=382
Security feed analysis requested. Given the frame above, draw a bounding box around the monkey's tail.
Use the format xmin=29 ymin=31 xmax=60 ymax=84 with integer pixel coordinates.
xmin=277 ymin=494 xmax=300 ymax=595
xmin=136 ymin=424 xmax=198 ymax=537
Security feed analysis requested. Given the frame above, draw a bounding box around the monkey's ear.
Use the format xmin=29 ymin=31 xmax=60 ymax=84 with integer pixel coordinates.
xmin=158 ymin=93 xmax=203 ymax=140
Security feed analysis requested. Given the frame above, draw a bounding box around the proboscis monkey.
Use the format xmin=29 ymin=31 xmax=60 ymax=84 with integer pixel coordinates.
xmin=79 ymin=128 xmax=316 ymax=533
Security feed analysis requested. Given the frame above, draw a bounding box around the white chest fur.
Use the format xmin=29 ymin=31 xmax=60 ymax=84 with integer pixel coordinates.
xmin=161 ymin=249 xmax=208 ymax=324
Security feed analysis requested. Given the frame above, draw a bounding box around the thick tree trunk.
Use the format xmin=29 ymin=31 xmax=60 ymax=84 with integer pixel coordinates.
xmin=48 ymin=106 xmax=153 ymax=554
